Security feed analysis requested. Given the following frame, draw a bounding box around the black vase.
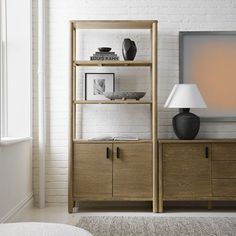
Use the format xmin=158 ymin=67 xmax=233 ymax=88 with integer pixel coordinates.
xmin=122 ymin=38 xmax=137 ymax=61
xmin=173 ymin=108 xmax=200 ymax=140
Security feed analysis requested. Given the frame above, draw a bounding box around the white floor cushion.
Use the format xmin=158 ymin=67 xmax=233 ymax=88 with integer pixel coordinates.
xmin=0 ymin=222 xmax=93 ymax=236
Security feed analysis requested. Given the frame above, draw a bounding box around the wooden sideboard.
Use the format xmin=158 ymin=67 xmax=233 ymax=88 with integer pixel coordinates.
xmin=158 ymin=139 xmax=236 ymax=212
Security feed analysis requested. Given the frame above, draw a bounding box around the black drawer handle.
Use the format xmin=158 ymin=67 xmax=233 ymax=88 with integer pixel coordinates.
xmin=205 ymin=146 xmax=209 ymax=158
xmin=106 ymin=147 xmax=110 ymax=159
xmin=116 ymin=147 xmax=120 ymax=159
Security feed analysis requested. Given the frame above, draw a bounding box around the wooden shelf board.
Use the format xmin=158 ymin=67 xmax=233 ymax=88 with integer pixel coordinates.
xmin=73 ymin=139 xmax=152 ymax=144
xmin=74 ymin=100 xmax=152 ymax=105
xmin=72 ymin=20 xmax=157 ymax=29
xmin=159 ymin=139 xmax=236 ymax=143
xmin=75 ymin=60 xmax=152 ymax=67
xmin=73 ymin=197 xmax=153 ymax=201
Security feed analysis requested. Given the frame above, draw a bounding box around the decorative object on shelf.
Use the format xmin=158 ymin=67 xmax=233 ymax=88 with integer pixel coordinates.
xmin=85 ymin=73 xmax=115 ymax=100
xmin=98 ymin=47 xmax=111 ymax=52
xmin=122 ymin=38 xmax=137 ymax=61
xmin=104 ymin=92 xmax=146 ymax=100
xmin=164 ymin=84 xmax=207 ymax=140
xmin=179 ymin=31 xmax=236 ymax=121
xmin=90 ymin=48 xmax=119 ymax=60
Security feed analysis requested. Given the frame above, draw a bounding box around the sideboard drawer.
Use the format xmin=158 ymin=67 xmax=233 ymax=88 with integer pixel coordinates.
xmin=212 ymin=161 xmax=236 ymax=178
xmin=212 ymin=144 xmax=236 ymax=160
xmin=212 ymin=179 xmax=236 ymax=197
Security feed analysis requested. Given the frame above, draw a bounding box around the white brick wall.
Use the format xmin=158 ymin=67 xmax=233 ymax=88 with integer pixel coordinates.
xmin=33 ymin=0 xmax=236 ymax=206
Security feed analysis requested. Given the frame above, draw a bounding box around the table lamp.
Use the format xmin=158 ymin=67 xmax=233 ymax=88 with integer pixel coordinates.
xmin=164 ymin=84 xmax=207 ymax=140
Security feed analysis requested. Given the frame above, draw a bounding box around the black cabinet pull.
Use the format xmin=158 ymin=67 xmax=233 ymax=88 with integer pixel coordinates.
xmin=106 ymin=147 xmax=110 ymax=159
xmin=116 ymin=147 xmax=120 ymax=159
xmin=205 ymin=146 xmax=209 ymax=158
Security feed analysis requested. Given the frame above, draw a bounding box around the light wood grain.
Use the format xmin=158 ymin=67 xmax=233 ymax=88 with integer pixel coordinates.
xmin=73 ymin=144 xmax=112 ymax=198
xmin=75 ymin=60 xmax=152 ymax=67
xmin=212 ymin=143 xmax=236 ymax=160
xmin=73 ymin=20 xmax=157 ymax=29
xmin=159 ymin=139 xmax=236 ymax=143
xmin=152 ymin=21 xmax=158 ymax=213
xmin=163 ymin=144 xmax=212 ymax=200
xmin=74 ymin=140 xmax=152 ymax=144
xmin=212 ymin=161 xmax=236 ymax=178
xmin=75 ymin=197 xmax=152 ymax=201
xmin=213 ymin=179 xmax=236 ymax=197
xmin=158 ymin=141 xmax=163 ymax=213
xmin=113 ymin=143 xmax=153 ymax=199
xmin=159 ymin=140 xmax=236 ymax=212
xmin=74 ymin=100 xmax=152 ymax=105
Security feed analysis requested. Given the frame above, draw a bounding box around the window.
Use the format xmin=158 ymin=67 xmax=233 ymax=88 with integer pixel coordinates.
xmin=0 ymin=0 xmax=31 ymax=139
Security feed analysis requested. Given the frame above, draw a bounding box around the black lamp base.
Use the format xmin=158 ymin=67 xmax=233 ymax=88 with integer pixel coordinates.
xmin=173 ymin=108 xmax=200 ymax=140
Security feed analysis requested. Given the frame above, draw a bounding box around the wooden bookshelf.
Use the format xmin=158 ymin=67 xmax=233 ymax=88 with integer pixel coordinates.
xmin=68 ymin=20 xmax=158 ymax=213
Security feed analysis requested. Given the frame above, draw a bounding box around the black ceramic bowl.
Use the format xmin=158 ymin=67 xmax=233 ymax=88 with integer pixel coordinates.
xmin=98 ymin=47 xmax=112 ymax=52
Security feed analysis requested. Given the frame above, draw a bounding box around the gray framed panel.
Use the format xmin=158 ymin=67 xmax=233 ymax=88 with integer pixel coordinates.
xmin=179 ymin=31 xmax=236 ymax=122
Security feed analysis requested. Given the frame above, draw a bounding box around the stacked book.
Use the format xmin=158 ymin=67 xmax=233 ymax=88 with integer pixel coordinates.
xmin=90 ymin=51 xmax=119 ymax=61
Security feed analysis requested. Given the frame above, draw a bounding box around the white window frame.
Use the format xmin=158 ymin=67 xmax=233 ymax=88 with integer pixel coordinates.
xmin=0 ymin=0 xmax=8 ymax=139
xmin=0 ymin=0 xmax=32 ymax=143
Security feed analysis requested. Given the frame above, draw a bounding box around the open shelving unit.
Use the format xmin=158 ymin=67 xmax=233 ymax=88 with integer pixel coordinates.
xmin=75 ymin=60 xmax=152 ymax=67
xmin=68 ymin=20 xmax=158 ymax=213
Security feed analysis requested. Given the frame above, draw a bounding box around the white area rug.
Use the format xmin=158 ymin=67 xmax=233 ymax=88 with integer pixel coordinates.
xmin=76 ymin=216 xmax=236 ymax=236
xmin=0 ymin=222 xmax=93 ymax=236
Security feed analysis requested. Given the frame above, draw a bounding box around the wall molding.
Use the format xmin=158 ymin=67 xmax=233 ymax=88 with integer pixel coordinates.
xmin=0 ymin=192 xmax=33 ymax=223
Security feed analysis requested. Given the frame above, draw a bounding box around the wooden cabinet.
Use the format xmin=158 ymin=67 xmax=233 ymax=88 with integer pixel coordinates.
xmin=73 ymin=144 xmax=112 ymax=199
xmin=159 ymin=140 xmax=236 ymax=212
xmin=113 ymin=143 xmax=152 ymax=199
xmin=162 ymin=143 xmax=211 ymax=199
xmin=73 ymin=142 xmax=152 ymax=201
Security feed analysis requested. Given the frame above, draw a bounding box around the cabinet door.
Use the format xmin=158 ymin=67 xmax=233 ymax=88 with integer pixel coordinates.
xmin=163 ymin=143 xmax=211 ymax=199
xmin=113 ymin=143 xmax=152 ymax=199
xmin=73 ymin=143 xmax=112 ymax=199
xmin=212 ymin=143 xmax=236 ymax=197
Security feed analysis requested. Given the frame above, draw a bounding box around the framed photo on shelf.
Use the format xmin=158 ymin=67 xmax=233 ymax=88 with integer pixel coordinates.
xmin=179 ymin=31 xmax=236 ymax=121
xmin=85 ymin=73 xmax=115 ymax=100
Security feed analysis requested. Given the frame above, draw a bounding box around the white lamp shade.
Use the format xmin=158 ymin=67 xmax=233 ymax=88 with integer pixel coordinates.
xmin=164 ymin=84 xmax=207 ymax=108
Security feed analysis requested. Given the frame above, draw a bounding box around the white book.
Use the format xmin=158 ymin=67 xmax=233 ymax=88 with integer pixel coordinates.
xmin=114 ymin=136 xmax=139 ymax=141
xmin=89 ymin=136 xmax=114 ymax=141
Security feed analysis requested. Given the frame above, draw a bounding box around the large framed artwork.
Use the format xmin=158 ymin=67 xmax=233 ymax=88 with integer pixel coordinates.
xmin=179 ymin=31 xmax=236 ymax=121
xmin=85 ymin=73 xmax=115 ymax=100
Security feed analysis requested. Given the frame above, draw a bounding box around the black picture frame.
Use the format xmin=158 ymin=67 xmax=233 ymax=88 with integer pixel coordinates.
xmin=85 ymin=73 xmax=115 ymax=100
xmin=179 ymin=31 xmax=236 ymax=122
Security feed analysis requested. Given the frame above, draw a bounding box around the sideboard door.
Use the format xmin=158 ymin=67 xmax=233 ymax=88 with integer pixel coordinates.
xmin=163 ymin=143 xmax=211 ymax=200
